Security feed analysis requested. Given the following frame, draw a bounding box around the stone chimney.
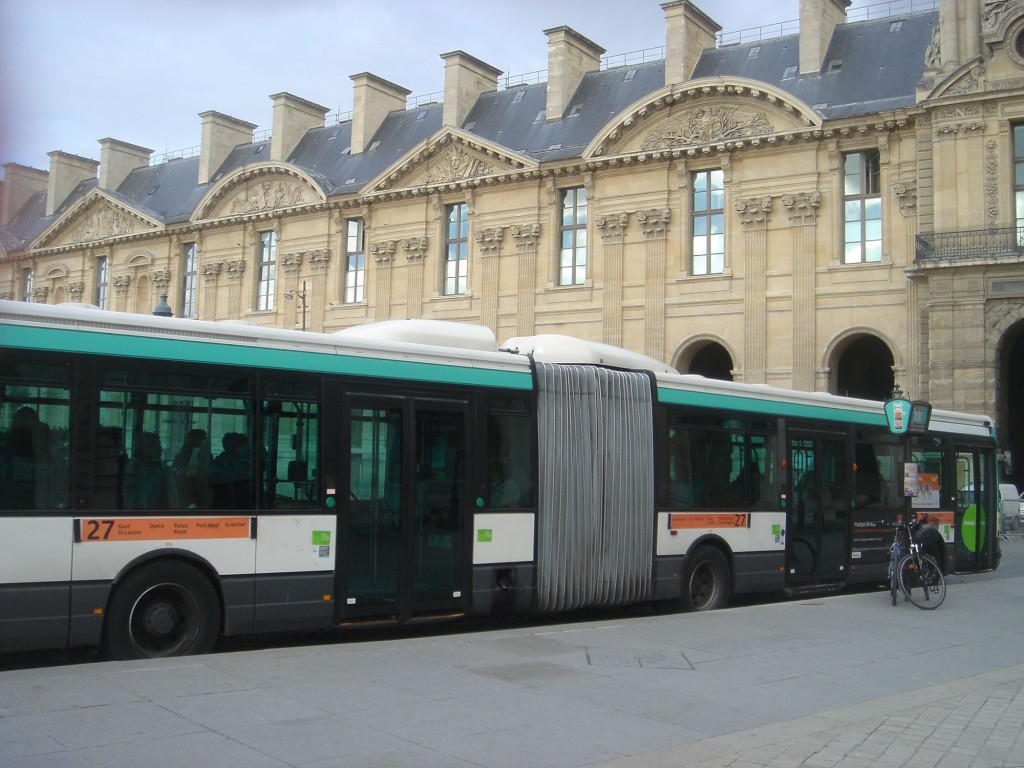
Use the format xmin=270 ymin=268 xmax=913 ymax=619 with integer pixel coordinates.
xmin=544 ymin=26 xmax=605 ymax=120
xmin=349 ymin=73 xmax=410 ymax=154
xmin=46 ymin=151 xmax=98 ymax=217
xmin=270 ymin=92 xmax=329 ymax=162
xmin=198 ymin=111 xmax=257 ymax=185
xmin=800 ymin=0 xmax=851 ymax=75
xmin=662 ymin=1 xmax=721 ymax=85
xmin=1 ymin=163 xmax=48 ymax=226
xmin=441 ymin=51 xmax=502 ymax=128
xmin=99 ymin=138 xmax=153 ymax=191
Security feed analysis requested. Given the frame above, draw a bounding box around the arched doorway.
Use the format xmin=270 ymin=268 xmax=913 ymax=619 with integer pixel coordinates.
xmin=833 ymin=335 xmax=894 ymax=401
xmin=687 ymin=342 xmax=734 ymax=381
xmin=999 ymin=321 xmax=1024 ymax=489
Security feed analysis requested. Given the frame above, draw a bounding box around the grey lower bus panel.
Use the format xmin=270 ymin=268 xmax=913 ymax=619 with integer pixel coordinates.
xmin=534 ymin=363 xmax=655 ymax=612
xmin=0 ymin=583 xmax=72 ymax=653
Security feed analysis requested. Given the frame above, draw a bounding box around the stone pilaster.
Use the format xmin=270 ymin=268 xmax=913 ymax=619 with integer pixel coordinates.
xmin=736 ymin=196 xmax=772 ymax=384
xmin=306 ymin=248 xmax=331 ymax=332
xmin=402 ymin=236 xmax=428 ymax=318
xmin=636 ymin=208 xmax=670 ymax=361
xmin=223 ymin=258 xmax=246 ymax=319
xmin=784 ymin=191 xmax=820 ymax=391
xmin=201 ymin=262 xmax=222 ymax=320
xmin=476 ymin=226 xmax=504 ymax=335
xmin=596 ymin=211 xmax=630 ymax=347
xmin=371 ymin=241 xmax=396 ymax=321
xmin=510 ymin=223 xmax=540 ymax=337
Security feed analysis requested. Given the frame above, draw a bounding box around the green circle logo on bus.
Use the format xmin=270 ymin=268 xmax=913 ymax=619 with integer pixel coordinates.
xmin=961 ymin=504 xmax=984 ymax=552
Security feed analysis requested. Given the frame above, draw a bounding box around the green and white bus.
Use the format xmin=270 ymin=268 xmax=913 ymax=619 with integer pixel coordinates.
xmin=0 ymin=301 xmax=1000 ymax=659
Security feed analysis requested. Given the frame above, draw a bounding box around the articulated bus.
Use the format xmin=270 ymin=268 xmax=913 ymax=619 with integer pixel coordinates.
xmin=0 ymin=301 xmax=999 ymax=659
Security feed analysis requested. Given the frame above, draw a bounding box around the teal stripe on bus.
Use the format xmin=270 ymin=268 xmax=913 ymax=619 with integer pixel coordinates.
xmin=1 ymin=325 xmax=533 ymax=390
xmin=657 ymin=386 xmax=887 ymax=427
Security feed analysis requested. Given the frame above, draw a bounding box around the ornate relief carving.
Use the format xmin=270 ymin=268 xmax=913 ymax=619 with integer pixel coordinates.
xmin=986 ymin=139 xmax=999 ymax=225
xmin=894 ymin=182 xmax=918 ymax=217
xmin=68 ymin=202 xmax=137 ymax=242
xmin=223 ymin=259 xmax=246 ymax=281
xmin=635 ymin=208 xmax=671 ymax=239
xmin=371 ymin=241 xmax=396 ymax=264
xmin=735 ymin=196 xmax=773 ymax=226
xmin=475 ymin=227 xmax=505 ymax=256
xmin=982 ymin=2 xmax=1012 ymax=34
xmin=925 ymin=22 xmax=941 ymax=69
xmin=945 ymin=65 xmax=986 ymax=96
xmin=65 ymin=281 xmax=85 ymax=301
xmin=641 ymin=106 xmax=773 ymax=150
xmin=509 ymin=223 xmax=541 ymax=250
xmin=782 ymin=191 xmax=821 ymax=223
xmin=281 ymin=252 xmax=304 ymax=274
xmin=987 ymin=297 xmax=1024 ymax=333
xmin=402 ymin=236 xmax=429 ymax=261
xmin=596 ymin=212 xmax=631 ymax=241
xmin=0 ymin=291 xmax=14 ymax=301
xmin=113 ymin=274 xmax=133 ymax=296
xmin=306 ymin=249 xmax=331 ymax=271
xmin=418 ymin=146 xmax=494 ymax=185
xmin=149 ymin=269 xmax=171 ymax=289
xmin=32 ymin=286 xmax=50 ymax=302
xmin=230 ymin=180 xmax=305 ymax=215
xmin=202 ymin=262 xmax=222 ymax=283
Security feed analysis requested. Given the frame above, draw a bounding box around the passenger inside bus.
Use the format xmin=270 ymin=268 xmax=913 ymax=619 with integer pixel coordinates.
xmin=124 ymin=431 xmax=177 ymax=510
xmin=173 ymin=429 xmax=212 ymax=509
xmin=210 ymin=432 xmax=253 ymax=509
xmin=0 ymin=406 xmax=61 ymax=510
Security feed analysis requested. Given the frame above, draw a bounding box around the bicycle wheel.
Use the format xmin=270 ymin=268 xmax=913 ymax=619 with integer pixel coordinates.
xmin=889 ymin=557 xmax=898 ymax=606
xmin=897 ymin=553 xmax=946 ymax=609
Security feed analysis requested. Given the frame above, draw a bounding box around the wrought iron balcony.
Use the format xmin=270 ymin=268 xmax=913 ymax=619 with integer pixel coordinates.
xmin=916 ymin=227 xmax=1024 ymax=263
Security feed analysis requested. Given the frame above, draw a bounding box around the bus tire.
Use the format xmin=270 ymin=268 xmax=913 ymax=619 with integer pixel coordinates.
xmin=102 ymin=560 xmax=221 ymax=660
xmin=680 ymin=546 xmax=731 ymax=612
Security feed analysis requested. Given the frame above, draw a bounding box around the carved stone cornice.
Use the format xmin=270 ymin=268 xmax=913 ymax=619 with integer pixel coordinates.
xmin=202 ymin=262 xmax=223 ymax=283
xmin=402 ymin=236 xmax=429 ymax=261
xmin=306 ymin=249 xmax=331 ymax=271
xmin=224 ymin=259 xmax=246 ymax=281
xmin=596 ymin=212 xmax=630 ymax=241
xmin=509 ymin=222 xmax=541 ymax=250
xmin=114 ymin=274 xmax=133 ymax=296
xmin=735 ymin=196 xmax=772 ymax=227
xmin=782 ymin=191 xmax=821 ymax=224
xmin=635 ymin=208 xmax=671 ymax=239
xmin=149 ymin=269 xmax=171 ymax=289
xmin=281 ymin=252 xmax=304 ymax=274
xmin=371 ymin=241 xmax=396 ymax=265
xmin=65 ymin=281 xmax=85 ymax=300
xmin=475 ymin=226 xmax=505 ymax=256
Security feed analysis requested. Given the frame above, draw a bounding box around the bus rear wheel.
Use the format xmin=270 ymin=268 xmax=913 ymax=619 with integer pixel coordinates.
xmin=680 ymin=546 xmax=731 ymax=612
xmin=103 ymin=561 xmax=221 ymax=660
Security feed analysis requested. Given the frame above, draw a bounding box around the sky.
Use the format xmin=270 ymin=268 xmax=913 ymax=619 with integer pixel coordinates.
xmin=0 ymin=0 xmax=891 ymax=180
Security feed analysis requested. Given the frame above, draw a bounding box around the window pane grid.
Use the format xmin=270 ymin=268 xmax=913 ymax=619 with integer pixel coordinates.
xmin=843 ymin=151 xmax=881 ymax=264
xmin=344 ymin=219 xmax=365 ymax=303
xmin=181 ymin=243 xmax=198 ymax=318
xmin=443 ymin=204 xmax=468 ymax=295
xmin=558 ymin=187 xmax=587 ymax=285
xmin=692 ymin=171 xmax=724 ymax=275
xmin=257 ymin=231 xmax=277 ymax=311
xmin=96 ymin=257 xmax=109 ymax=309
xmin=1015 ymin=125 xmax=1024 ymax=244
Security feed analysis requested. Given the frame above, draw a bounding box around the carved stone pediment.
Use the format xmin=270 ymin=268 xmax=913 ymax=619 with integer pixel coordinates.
xmin=368 ymin=129 xmax=538 ymax=194
xmin=37 ymin=193 xmax=159 ymax=249
xmin=193 ymin=165 xmax=328 ymax=222
xmin=585 ymin=79 xmax=820 ymax=159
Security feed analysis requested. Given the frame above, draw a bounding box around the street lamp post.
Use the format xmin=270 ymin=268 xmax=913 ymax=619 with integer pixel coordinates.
xmin=283 ymin=281 xmax=308 ymax=332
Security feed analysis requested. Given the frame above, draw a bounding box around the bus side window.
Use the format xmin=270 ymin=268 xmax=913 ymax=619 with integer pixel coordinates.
xmin=262 ymin=400 xmax=319 ymax=509
xmin=485 ymin=404 xmax=533 ymax=509
xmin=0 ymin=397 xmax=70 ymax=511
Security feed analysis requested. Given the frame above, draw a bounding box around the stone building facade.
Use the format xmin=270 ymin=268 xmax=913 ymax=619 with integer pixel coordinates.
xmin=2 ymin=0 xmax=1024 ymax=482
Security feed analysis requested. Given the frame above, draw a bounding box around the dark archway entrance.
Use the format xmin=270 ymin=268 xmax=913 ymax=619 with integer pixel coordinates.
xmin=688 ymin=343 xmax=733 ymax=381
xmin=1000 ymin=321 xmax=1024 ymax=488
xmin=834 ymin=335 xmax=894 ymax=401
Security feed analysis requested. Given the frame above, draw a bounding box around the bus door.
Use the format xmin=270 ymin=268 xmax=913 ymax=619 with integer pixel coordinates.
xmin=786 ymin=431 xmax=852 ymax=585
xmin=953 ymin=445 xmax=998 ymax=572
xmin=339 ymin=395 xmax=469 ymax=622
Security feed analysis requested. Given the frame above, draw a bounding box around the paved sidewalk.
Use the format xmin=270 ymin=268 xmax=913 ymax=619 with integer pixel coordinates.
xmin=2 ymin=574 xmax=1023 ymax=768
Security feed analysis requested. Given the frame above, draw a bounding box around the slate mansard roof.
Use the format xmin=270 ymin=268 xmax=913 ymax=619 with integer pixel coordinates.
xmin=1 ymin=9 xmax=937 ymax=253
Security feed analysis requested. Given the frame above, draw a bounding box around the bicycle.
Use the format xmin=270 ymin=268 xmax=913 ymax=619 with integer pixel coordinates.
xmin=887 ymin=513 xmax=946 ymax=609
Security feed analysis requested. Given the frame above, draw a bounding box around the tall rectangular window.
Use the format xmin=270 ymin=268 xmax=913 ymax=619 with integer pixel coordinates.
xmin=181 ymin=242 xmax=198 ymax=318
xmin=692 ymin=169 xmax=724 ymax=275
xmin=344 ymin=218 xmax=365 ymax=303
xmin=444 ymin=203 xmax=468 ymax=295
xmin=96 ymin=256 xmax=109 ymax=309
xmin=257 ymin=231 xmax=277 ymax=311
xmin=843 ymin=150 xmax=881 ymax=263
xmin=1014 ymin=125 xmax=1024 ymax=245
xmin=558 ymin=187 xmax=587 ymax=285
xmin=21 ymin=269 xmax=32 ymax=302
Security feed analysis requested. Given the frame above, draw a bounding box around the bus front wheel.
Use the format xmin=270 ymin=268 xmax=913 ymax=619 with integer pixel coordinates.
xmin=680 ymin=546 xmax=731 ymax=612
xmin=103 ymin=561 xmax=221 ymax=660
